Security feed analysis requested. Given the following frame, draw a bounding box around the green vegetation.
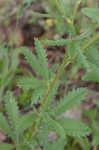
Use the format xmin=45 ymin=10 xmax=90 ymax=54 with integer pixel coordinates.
xmin=0 ymin=0 xmax=99 ymax=150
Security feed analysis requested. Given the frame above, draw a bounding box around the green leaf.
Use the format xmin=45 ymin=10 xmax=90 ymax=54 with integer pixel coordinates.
xmin=18 ymin=76 xmax=45 ymax=90
xmin=85 ymin=47 xmax=99 ymax=67
xmin=43 ymin=39 xmax=70 ymax=46
xmin=82 ymin=8 xmax=99 ymax=22
xmin=76 ymin=47 xmax=90 ymax=69
xmin=58 ymin=118 xmax=91 ymax=137
xmin=0 ymin=113 xmax=11 ymax=137
xmin=5 ymin=91 xmax=19 ymax=133
xmin=34 ymin=38 xmax=49 ymax=81
xmin=0 ymin=143 xmax=14 ymax=150
xmin=82 ymin=66 xmax=99 ymax=82
xmin=10 ymin=51 xmax=19 ymax=71
xmin=92 ymin=121 xmax=99 ymax=146
xmin=92 ymin=131 xmax=99 ymax=146
xmin=58 ymin=0 xmax=71 ymax=17
xmin=51 ymin=88 xmax=87 ymax=117
xmin=20 ymin=47 xmax=42 ymax=76
xmin=18 ymin=112 xmax=37 ymax=133
xmin=31 ymin=87 xmax=46 ymax=105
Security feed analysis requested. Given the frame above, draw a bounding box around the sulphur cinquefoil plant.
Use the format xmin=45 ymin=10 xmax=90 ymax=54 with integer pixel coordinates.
xmin=0 ymin=0 xmax=99 ymax=150
xmin=0 ymin=38 xmax=91 ymax=150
